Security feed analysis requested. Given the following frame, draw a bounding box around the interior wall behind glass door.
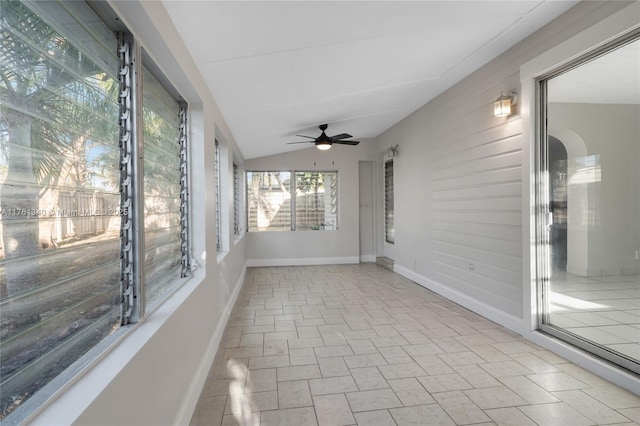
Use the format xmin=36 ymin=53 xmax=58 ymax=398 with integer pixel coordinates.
xmin=540 ymin=36 xmax=640 ymax=373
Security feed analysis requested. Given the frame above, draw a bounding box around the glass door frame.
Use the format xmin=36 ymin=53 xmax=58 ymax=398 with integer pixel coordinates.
xmin=534 ymin=30 xmax=640 ymax=375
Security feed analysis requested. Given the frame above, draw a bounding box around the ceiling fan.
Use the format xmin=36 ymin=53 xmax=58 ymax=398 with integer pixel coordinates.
xmin=288 ymin=124 xmax=360 ymax=150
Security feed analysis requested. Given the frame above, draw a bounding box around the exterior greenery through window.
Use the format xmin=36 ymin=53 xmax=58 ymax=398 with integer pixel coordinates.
xmin=246 ymin=171 xmax=338 ymax=232
xmin=0 ymin=0 xmax=190 ymax=420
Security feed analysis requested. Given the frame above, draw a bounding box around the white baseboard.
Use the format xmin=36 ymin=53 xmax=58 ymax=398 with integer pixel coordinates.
xmin=247 ymin=256 xmax=360 ymax=267
xmin=393 ymin=264 xmax=526 ymax=334
xmin=360 ymin=255 xmax=376 ymax=262
xmin=174 ymin=265 xmax=247 ymax=425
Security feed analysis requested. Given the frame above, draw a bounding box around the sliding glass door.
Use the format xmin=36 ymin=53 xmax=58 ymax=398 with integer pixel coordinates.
xmin=537 ymin=33 xmax=640 ymax=373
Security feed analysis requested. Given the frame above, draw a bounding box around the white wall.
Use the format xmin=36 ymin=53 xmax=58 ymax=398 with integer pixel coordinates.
xmin=373 ymin=0 xmax=633 ymax=329
xmin=26 ymin=1 xmax=248 ymax=424
xmin=245 ymin=141 xmax=378 ymax=266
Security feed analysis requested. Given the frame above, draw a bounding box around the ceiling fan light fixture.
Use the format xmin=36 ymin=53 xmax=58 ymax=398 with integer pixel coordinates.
xmin=316 ymin=142 xmax=331 ymax=150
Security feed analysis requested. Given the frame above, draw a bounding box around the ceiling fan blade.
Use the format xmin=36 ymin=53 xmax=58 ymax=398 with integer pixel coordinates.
xmin=329 ymin=133 xmax=353 ymax=140
xmin=295 ymin=135 xmax=316 ymax=140
xmin=334 ymin=140 xmax=360 ymax=145
xmin=287 ymin=141 xmax=315 ymax=145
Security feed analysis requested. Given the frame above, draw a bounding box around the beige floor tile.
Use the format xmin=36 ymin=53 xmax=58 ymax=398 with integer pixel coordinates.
xmin=491 ymin=341 xmax=538 ymax=354
xmin=452 ymin=364 xmax=501 ymax=388
xmin=484 ymin=407 xmax=537 ymax=425
xmin=313 ymin=394 xmax=356 ymax=426
xmin=261 ymin=407 xmax=318 ymax=426
xmin=278 ymin=380 xmax=313 ymax=409
xmin=526 ymin=371 xmax=590 ymax=392
xmin=518 ymin=402 xmax=595 ymax=425
xmin=351 ymin=367 xmax=389 ymax=390
xmin=412 ymin=354 xmax=455 ymax=375
xmin=246 ymin=368 xmax=277 ymax=392
xmin=249 ymin=354 xmax=290 ymax=370
xmin=277 ymin=364 xmax=322 ymax=382
xmin=582 ymin=385 xmax=640 ymax=409
xmin=618 ymin=407 xmax=640 ymax=423
xmin=554 ymin=389 xmax=632 ymax=424
xmin=432 ymin=390 xmax=491 ymax=425
xmin=263 ymin=340 xmax=288 ymax=356
xmin=464 ymin=386 xmax=528 ymax=409
xmin=437 ymin=350 xmax=485 ymax=366
xmin=288 ymin=337 xmax=325 ymax=349
xmin=378 ymin=362 xmax=426 ymax=380
xmin=466 ymin=344 xmax=512 ymax=363
xmin=309 ymin=376 xmax=359 ymax=396
xmin=499 ymin=375 xmax=559 ymax=404
xmin=478 ymin=360 xmax=534 ymax=378
xmin=344 ymin=353 xmax=387 ymax=369
xmin=346 ymin=388 xmax=402 ymax=412
xmin=318 ymin=357 xmax=350 ymax=377
xmin=389 ymin=404 xmax=456 ymax=426
xmin=353 ymin=410 xmax=396 ymax=426
xmin=289 ymin=347 xmax=317 ymax=366
xmin=221 ymin=412 xmax=260 ymax=425
xmin=192 ymin=265 xmax=639 ymax=426
xmin=378 ymin=346 xmax=413 ymax=364
xmin=403 ymin=342 xmax=444 ymax=356
xmin=225 ymin=391 xmax=278 ymax=414
xmin=388 ymin=378 xmax=435 ymax=406
xmin=315 ymin=345 xmax=354 ymax=358
xmin=418 ymin=373 xmax=473 ymax=393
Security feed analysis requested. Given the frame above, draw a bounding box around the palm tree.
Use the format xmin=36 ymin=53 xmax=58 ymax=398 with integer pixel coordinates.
xmin=0 ymin=0 xmax=118 ymax=307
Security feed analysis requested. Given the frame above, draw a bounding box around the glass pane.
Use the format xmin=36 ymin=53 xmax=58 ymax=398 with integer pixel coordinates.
xmin=246 ymin=171 xmax=291 ymax=231
xmin=142 ymin=66 xmax=182 ymax=306
xmin=385 ymin=160 xmax=394 ymax=243
xmin=0 ymin=0 xmax=120 ymax=417
xmin=543 ymin=38 xmax=640 ymax=370
xmin=294 ymin=171 xmax=338 ymax=231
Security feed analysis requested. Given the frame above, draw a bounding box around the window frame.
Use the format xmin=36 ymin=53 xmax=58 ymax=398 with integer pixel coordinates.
xmin=384 ymin=159 xmax=395 ymax=244
xmin=246 ymin=170 xmax=339 ymax=232
xmin=0 ymin=1 xmax=193 ymax=421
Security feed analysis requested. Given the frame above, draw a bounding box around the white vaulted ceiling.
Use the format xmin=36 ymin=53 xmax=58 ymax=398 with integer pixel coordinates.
xmin=163 ymin=1 xmax=578 ymax=159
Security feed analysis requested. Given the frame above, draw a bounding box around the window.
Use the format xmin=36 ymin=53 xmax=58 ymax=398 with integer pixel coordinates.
xmin=233 ymin=162 xmax=240 ymax=236
xmin=294 ymin=171 xmax=338 ymax=231
xmin=246 ymin=171 xmax=291 ymax=231
xmin=246 ymin=171 xmax=338 ymax=232
xmin=0 ymin=0 xmax=190 ymax=420
xmin=141 ymin=66 xmax=184 ymax=306
xmin=384 ymin=160 xmax=394 ymax=243
xmin=536 ymin=33 xmax=640 ymax=374
xmin=214 ymin=139 xmax=221 ymax=251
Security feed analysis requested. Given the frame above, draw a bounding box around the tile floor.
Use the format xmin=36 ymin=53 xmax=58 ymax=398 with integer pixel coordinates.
xmin=190 ymin=264 xmax=640 ymax=426
xmin=549 ymin=272 xmax=640 ymax=361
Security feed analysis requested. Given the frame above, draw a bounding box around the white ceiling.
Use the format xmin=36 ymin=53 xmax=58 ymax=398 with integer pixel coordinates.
xmin=163 ymin=1 xmax=578 ymax=159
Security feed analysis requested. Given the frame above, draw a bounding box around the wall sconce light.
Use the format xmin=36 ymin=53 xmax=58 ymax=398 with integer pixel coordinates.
xmin=494 ymin=91 xmax=517 ymax=117
xmin=388 ymin=144 xmax=399 ymax=157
